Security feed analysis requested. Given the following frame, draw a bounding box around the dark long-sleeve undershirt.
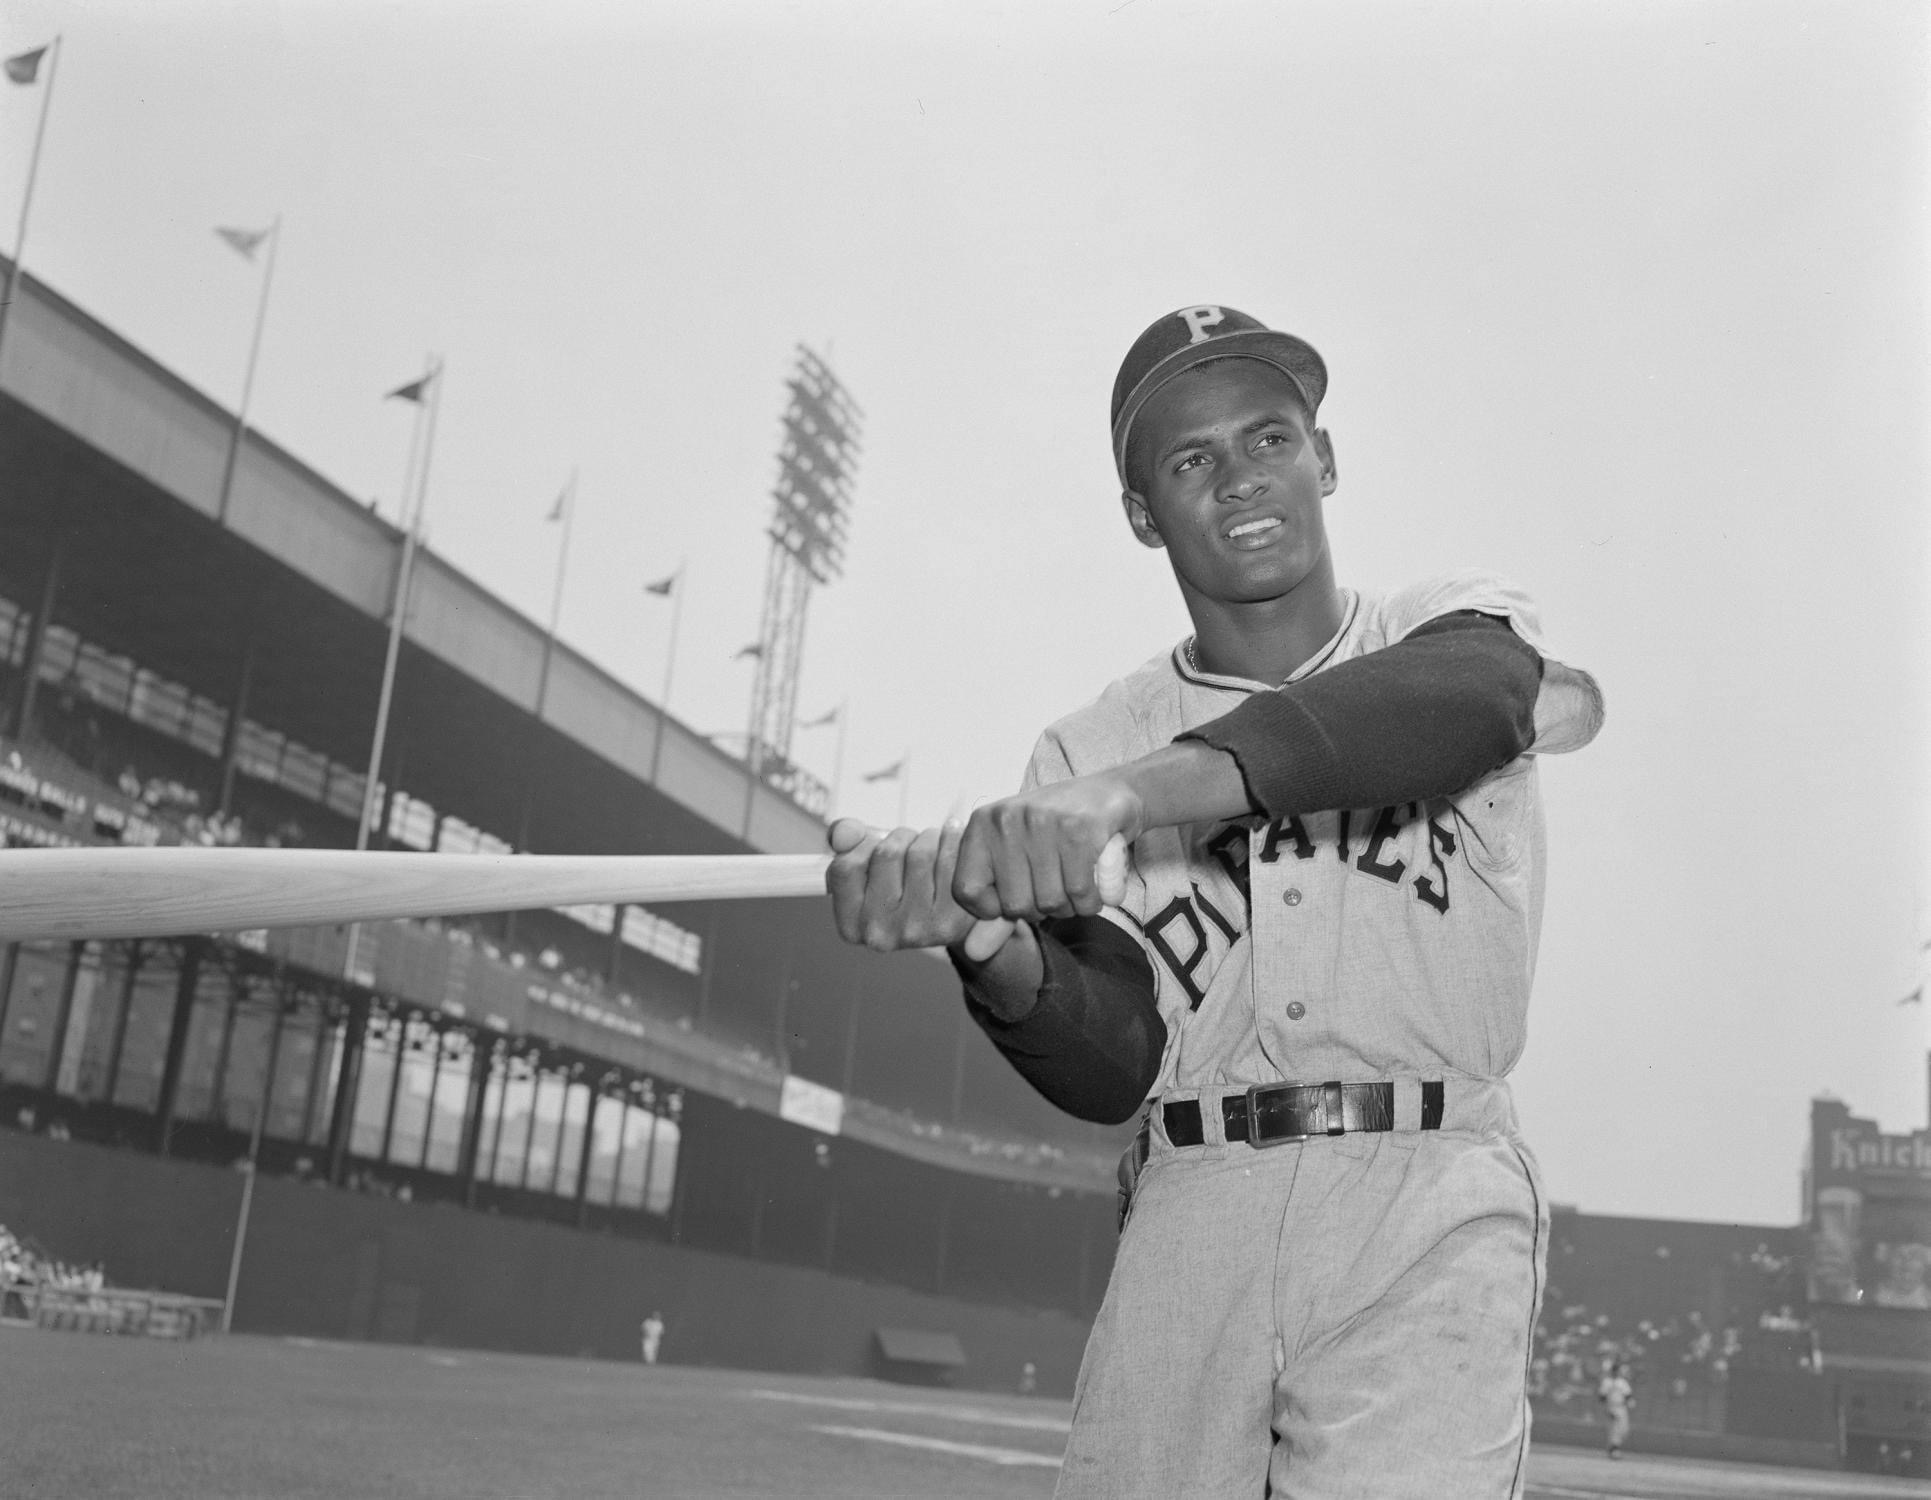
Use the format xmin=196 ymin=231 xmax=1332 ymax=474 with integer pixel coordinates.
xmin=956 ymin=612 xmax=1543 ymax=1124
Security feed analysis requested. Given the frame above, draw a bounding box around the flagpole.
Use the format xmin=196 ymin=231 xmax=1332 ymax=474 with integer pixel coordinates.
xmin=899 ymin=751 xmax=911 ymax=828
xmin=647 ymin=564 xmax=685 ymax=785
xmin=355 ymin=356 xmax=441 ymax=853
xmin=216 ymin=215 xmax=281 ymax=526
xmin=535 ymin=468 xmax=577 ymax=718
xmin=0 ymin=35 xmax=60 ymax=378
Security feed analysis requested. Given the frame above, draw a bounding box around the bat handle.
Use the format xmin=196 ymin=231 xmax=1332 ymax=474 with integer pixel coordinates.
xmin=959 ymin=833 xmax=1129 ymax=963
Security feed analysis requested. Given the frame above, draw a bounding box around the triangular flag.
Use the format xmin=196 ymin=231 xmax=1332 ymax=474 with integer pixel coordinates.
xmin=5 ymin=46 xmax=48 ymax=85
xmin=733 ymin=643 xmax=763 ymax=661
xmin=862 ymin=759 xmax=904 ymax=783
xmin=1902 ymin=986 xmax=1924 ymax=1006
xmin=215 ymin=225 xmax=271 ymax=261
xmin=386 ymin=374 xmax=432 ymax=403
xmin=545 ymin=484 xmax=568 ymax=523
xmin=797 ymin=706 xmax=839 ymax=729
xmin=643 ymin=573 xmax=678 ymax=597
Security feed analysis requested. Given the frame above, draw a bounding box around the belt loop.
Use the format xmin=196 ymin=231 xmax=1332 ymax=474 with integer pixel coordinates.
xmin=1321 ymin=1080 xmax=1345 ymax=1136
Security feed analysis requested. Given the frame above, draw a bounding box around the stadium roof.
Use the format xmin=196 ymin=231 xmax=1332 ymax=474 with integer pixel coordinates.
xmin=0 ymin=257 xmax=826 ymax=860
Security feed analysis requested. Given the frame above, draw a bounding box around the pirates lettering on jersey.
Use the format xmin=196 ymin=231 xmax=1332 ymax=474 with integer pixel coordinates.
xmin=1130 ymin=801 xmax=1460 ymax=1009
xmin=1247 ymin=800 xmax=1459 ymax=915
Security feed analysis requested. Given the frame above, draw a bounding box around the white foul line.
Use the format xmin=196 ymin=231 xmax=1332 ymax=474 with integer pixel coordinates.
xmin=810 ymin=1425 xmax=1062 ymax=1468
xmin=745 ymin=1387 xmax=1071 ymax=1433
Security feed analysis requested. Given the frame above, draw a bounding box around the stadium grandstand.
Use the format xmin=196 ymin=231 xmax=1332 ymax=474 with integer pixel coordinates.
xmin=0 ymin=255 xmax=1132 ymax=1389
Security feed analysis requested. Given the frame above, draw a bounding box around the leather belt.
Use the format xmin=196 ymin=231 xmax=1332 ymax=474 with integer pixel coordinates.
xmin=1163 ymin=1080 xmax=1445 ymax=1148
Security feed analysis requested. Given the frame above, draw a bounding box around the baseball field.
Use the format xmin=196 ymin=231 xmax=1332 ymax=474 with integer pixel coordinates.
xmin=0 ymin=1327 xmax=1917 ymax=1500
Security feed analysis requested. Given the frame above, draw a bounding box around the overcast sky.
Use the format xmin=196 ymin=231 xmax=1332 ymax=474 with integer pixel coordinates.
xmin=3 ymin=0 xmax=1925 ymax=1225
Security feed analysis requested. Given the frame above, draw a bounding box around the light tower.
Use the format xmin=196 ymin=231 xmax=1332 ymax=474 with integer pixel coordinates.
xmin=744 ymin=346 xmax=862 ymax=813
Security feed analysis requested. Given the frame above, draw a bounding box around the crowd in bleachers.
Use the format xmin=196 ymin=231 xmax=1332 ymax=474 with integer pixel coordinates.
xmin=1530 ymin=1234 xmax=1817 ymax=1429
xmin=0 ymin=1221 xmax=105 ymax=1294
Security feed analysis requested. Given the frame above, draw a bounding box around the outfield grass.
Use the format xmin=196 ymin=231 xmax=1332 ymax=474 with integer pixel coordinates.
xmin=3 ymin=1327 xmax=1922 ymax=1500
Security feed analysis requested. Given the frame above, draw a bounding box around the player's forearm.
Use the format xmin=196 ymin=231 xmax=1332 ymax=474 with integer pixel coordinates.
xmin=953 ymin=915 xmax=1164 ymax=1124
xmin=1175 ymin=613 xmax=1541 ymax=819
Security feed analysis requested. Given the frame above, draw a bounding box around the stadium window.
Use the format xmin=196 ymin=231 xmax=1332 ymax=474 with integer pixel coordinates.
xmin=490 ymin=1060 xmax=536 ymax=1188
xmin=387 ymin=792 xmax=437 ymax=851
xmin=643 ymin=1112 xmax=679 ymax=1216
xmin=348 ymin=1014 xmax=401 ymax=1160
xmin=422 ymin=1032 xmax=472 ymax=1174
xmin=215 ymin=987 xmax=281 ymax=1135
xmin=614 ymin=1099 xmax=655 ymax=1210
xmin=37 ymin=626 xmax=78 ymax=681
xmin=384 ymin=1015 xmax=438 ymax=1167
xmin=473 ymin=1051 xmax=509 ymax=1181
xmin=174 ymin=971 xmax=240 ymax=1124
xmin=553 ymin=1079 xmax=590 ymax=1199
xmin=128 ymin=670 xmax=189 ymax=738
xmin=108 ymin=955 xmax=179 ymax=1114
xmin=236 ymin=721 xmax=285 ymax=785
xmin=185 ymin=695 xmax=228 ymax=757
xmin=0 ymin=595 xmax=20 ymax=663
xmin=324 ymin=765 xmax=367 ymax=821
xmin=47 ymin=943 xmax=107 ymax=1101
xmin=621 ymin=906 xmax=703 ymax=976
xmin=0 ymin=947 xmax=65 ymax=1086
xmin=583 ymin=1093 xmax=623 ymax=1207
xmin=279 ymin=743 xmax=328 ymax=803
xmin=526 ymin=1070 xmax=567 ymax=1194
xmin=75 ymin=644 xmax=135 ymax=716
xmin=265 ymin=1004 xmax=322 ymax=1142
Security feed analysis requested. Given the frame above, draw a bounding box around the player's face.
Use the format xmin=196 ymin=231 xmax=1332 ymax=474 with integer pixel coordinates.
xmin=1122 ymin=360 xmax=1337 ymax=606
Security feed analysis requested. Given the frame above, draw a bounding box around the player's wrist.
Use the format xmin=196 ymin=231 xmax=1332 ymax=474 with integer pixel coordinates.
xmin=948 ymin=920 xmax=1044 ymax=1020
xmin=1117 ymin=741 xmax=1252 ymax=831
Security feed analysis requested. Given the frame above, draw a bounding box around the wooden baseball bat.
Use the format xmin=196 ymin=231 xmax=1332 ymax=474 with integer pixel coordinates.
xmin=0 ymin=833 xmax=1130 ymax=946
xmin=0 ymin=847 xmax=835 ymax=943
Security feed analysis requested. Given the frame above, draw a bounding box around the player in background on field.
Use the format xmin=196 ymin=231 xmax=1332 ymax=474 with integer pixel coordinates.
xmin=827 ymin=305 xmax=1603 ymax=1498
xmin=1598 ymin=1360 xmax=1634 ymax=1459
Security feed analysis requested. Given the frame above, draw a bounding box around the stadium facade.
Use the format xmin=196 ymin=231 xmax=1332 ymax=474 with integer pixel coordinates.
xmin=0 ymin=256 xmax=1129 ymax=1390
xmin=1 ymin=260 xmax=1923 ymax=1466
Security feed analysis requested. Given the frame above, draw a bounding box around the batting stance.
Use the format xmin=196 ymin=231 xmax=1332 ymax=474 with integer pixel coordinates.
xmin=827 ymin=306 xmax=1604 ymax=1498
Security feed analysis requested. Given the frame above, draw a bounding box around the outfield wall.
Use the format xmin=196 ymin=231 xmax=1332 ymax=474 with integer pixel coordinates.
xmin=0 ymin=1129 xmax=1096 ymax=1395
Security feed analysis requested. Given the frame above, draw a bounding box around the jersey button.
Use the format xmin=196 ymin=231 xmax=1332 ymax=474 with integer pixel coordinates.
xmin=1286 ymin=1002 xmax=1307 ymax=1021
xmin=1282 ymin=888 xmax=1303 ymax=906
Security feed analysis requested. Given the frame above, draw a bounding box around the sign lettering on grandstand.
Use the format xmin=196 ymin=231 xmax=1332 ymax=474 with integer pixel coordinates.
xmin=778 ymin=1074 xmax=844 ymax=1137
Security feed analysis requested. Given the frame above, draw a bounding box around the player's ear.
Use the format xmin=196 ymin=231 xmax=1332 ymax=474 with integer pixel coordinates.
xmin=1121 ymin=489 xmax=1165 ymax=550
xmin=1312 ymin=428 xmax=1339 ymax=496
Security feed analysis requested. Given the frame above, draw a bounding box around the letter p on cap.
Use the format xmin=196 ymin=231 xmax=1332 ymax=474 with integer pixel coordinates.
xmin=1179 ymin=305 xmax=1225 ymax=344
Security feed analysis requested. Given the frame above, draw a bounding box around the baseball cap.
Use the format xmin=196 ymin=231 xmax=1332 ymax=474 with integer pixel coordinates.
xmin=1110 ymin=305 xmax=1327 ymax=487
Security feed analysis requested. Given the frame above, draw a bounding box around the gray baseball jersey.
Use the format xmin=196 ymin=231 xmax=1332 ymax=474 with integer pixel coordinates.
xmin=1023 ymin=570 xmax=1604 ymax=1098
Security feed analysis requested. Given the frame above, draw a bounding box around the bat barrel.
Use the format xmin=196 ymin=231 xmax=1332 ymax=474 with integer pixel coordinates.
xmin=0 ymin=848 xmax=834 ymax=943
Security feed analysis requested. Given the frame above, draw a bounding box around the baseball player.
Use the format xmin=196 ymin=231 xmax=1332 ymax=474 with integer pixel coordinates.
xmin=826 ymin=305 xmax=1603 ymax=1498
xmin=1597 ymin=1360 xmax=1634 ymax=1458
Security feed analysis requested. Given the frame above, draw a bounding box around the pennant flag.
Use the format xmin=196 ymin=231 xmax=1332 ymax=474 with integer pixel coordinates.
xmin=215 ymin=225 xmax=271 ymax=260
xmin=1902 ymin=986 xmax=1924 ymax=1007
xmin=5 ymin=46 xmax=48 ymax=85
xmin=643 ymin=573 xmax=679 ymax=596
xmin=545 ymin=484 xmax=568 ymax=522
xmin=733 ymin=643 xmax=763 ymax=661
xmin=862 ymin=759 xmax=904 ymax=783
xmin=797 ymin=706 xmax=840 ymax=729
xmin=386 ymin=374 xmax=433 ymax=403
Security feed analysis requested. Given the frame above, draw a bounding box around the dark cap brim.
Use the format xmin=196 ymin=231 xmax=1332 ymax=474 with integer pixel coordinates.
xmin=1111 ymin=329 xmax=1328 ymax=487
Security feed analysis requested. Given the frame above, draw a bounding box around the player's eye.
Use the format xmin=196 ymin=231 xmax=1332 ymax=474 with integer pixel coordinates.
xmin=1172 ymin=453 xmax=1208 ymax=474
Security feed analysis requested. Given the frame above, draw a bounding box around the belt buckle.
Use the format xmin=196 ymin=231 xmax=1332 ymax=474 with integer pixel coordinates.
xmin=1244 ymin=1082 xmax=1311 ymax=1148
